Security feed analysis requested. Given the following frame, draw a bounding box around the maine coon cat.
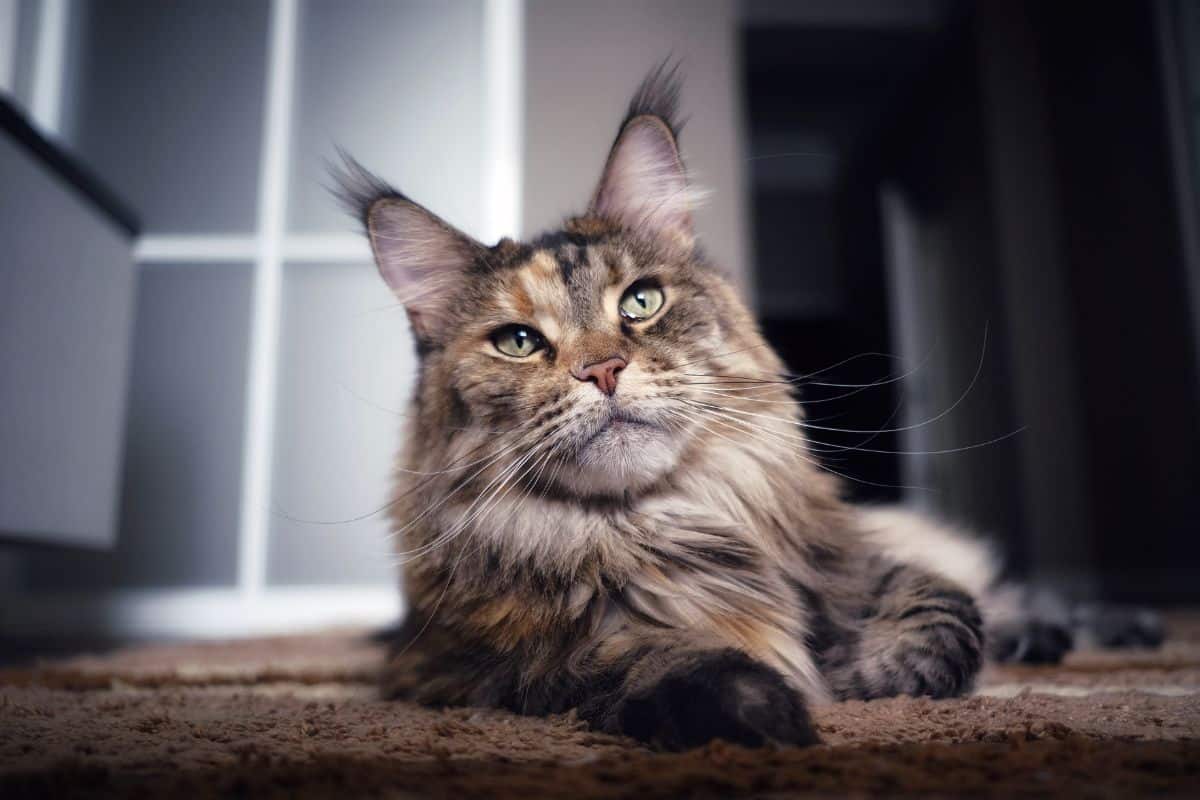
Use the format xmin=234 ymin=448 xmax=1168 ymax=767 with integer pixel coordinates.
xmin=335 ymin=65 xmax=1160 ymax=750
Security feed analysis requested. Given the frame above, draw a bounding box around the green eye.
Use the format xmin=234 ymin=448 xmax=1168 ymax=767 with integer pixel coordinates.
xmin=491 ymin=325 xmax=546 ymax=358
xmin=619 ymin=282 xmax=665 ymax=321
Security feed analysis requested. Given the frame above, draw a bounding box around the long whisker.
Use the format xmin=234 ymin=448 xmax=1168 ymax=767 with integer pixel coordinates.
xmin=677 ymin=404 xmax=929 ymax=492
xmin=689 ymin=388 xmax=800 ymax=406
xmin=686 ymin=324 xmax=990 ymax=437
xmin=789 ymin=350 xmax=906 ymax=382
xmin=384 ymin=421 xmax=557 ymax=539
xmin=668 ymin=343 xmax=772 ymax=370
xmin=396 ymin=440 xmax=562 ymax=656
xmin=272 ymin=432 xmax=525 ymax=527
xmin=393 ymin=430 xmax=561 ymax=560
xmin=678 ymin=348 xmax=927 ymax=392
xmin=680 ymin=396 xmax=1022 ymax=459
xmin=662 ymin=408 xmax=792 ymax=465
xmin=413 ymin=424 xmax=572 ymax=562
xmin=363 ymin=399 xmax=573 ymax=561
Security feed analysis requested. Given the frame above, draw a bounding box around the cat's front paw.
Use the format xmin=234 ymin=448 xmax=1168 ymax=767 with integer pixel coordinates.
xmin=880 ymin=621 xmax=982 ymax=698
xmin=857 ymin=582 xmax=984 ymax=699
xmin=616 ymin=650 xmax=817 ymax=751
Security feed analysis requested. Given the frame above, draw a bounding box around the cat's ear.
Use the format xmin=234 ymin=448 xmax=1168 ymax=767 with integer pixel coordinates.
xmin=332 ymin=155 xmax=486 ymax=342
xmin=589 ymin=62 xmax=698 ymax=247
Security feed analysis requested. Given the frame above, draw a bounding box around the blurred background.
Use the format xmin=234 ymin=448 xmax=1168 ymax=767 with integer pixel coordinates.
xmin=1 ymin=0 xmax=1198 ymax=657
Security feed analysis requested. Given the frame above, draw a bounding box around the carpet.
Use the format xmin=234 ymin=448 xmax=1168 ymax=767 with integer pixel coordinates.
xmin=2 ymin=615 xmax=1198 ymax=798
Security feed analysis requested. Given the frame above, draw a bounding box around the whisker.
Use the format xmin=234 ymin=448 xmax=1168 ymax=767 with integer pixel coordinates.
xmin=271 ymin=433 xmax=525 ymax=527
xmin=385 ymin=416 xmax=564 ymax=538
xmin=680 ymin=404 xmax=932 ymax=492
xmin=398 ymin=440 xmax=564 ymax=655
xmin=789 ymin=350 xmax=907 ymax=382
xmin=684 ymin=324 xmax=990 ymax=437
xmin=394 ymin=431 xmax=561 ymax=560
xmin=668 ymin=343 xmax=772 ymax=370
xmin=679 ymin=396 xmax=1022 ymax=459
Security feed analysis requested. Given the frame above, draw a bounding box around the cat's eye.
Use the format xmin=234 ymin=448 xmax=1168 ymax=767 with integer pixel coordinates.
xmin=618 ymin=282 xmax=665 ymax=321
xmin=491 ymin=325 xmax=546 ymax=358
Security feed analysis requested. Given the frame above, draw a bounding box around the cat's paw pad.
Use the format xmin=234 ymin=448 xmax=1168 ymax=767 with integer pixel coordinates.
xmin=989 ymin=620 xmax=1074 ymax=664
xmin=1073 ymin=605 xmax=1165 ymax=649
xmin=618 ymin=651 xmax=817 ymax=751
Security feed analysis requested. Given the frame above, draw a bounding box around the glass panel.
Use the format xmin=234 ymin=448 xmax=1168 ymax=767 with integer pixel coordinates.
xmin=61 ymin=0 xmax=269 ymax=233
xmin=288 ymin=0 xmax=485 ymax=237
xmin=268 ymin=261 xmax=413 ymax=587
xmin=19 ymin=262 xmax=253 ymax=590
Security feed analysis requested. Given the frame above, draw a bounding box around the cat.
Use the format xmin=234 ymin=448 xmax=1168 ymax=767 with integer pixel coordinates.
xmin=335 ymin=64 xmax=1161 ymax=751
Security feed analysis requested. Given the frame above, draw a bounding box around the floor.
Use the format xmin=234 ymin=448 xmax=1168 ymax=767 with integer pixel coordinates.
xmin=2 ymin=615 xmax=1198 ymax=798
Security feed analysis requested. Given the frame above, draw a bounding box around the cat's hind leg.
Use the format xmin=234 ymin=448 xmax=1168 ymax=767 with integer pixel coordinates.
xmin=984 ymin=591 xmax=1165 ymax=662
xmin=984 ymin=583 xmax=1076 ymax=664
xmin=1073 ymin=604 xmax=1165 ymax=649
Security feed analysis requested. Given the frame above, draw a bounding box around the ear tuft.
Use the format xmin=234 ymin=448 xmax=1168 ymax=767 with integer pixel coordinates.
xmin=328 ymin=149 xmax=404 ymax=231
xmin=589 ymin=60 xmax=702 ymax=246
xmin=329 ymin=153 xmax=486 ymax=344
xmin=622 ymin=58 xmax=685 ymax=142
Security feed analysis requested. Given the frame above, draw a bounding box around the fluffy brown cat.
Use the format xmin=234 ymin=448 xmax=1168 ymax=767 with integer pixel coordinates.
xmin=335 ymin=65 xmax=1155 ymax=750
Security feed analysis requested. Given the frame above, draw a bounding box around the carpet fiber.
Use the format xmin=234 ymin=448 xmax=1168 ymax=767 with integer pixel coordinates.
xmin=3 ymin=616 xmax=1199 ymax=798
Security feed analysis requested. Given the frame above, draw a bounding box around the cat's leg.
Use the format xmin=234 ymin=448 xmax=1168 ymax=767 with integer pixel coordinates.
xmin=581 ymin=644 xmax=818 ymax=751
xmin=858 ymin=506 xmax=1079 ymax=665
xmin=384 ymin=613 xmax=816 ymax=751
xmin=827 ymin=559 xmax=985 ymax=700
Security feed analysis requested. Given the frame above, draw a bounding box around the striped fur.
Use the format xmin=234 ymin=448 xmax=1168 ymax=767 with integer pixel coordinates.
xmin=341 ymin=66 xmax=1012 ymax=750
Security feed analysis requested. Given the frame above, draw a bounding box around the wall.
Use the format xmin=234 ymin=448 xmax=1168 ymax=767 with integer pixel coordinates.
xmin=523 ymin=0 xmax=753 ymax=300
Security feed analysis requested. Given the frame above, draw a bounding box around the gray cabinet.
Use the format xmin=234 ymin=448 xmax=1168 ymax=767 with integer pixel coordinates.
xmin=0 ymin=106 xmax=136 ymax=548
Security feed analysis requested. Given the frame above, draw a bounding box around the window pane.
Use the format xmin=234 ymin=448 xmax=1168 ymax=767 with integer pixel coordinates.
xmin=288 ymin=0 xmax=486 ymax=237
xmin=268 ymin=261 xmax=413 ymax=587
xmin=62 ymin=0 xmax=269 ymax=233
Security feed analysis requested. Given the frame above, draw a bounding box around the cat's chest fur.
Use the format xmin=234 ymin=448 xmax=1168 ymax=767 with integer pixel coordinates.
xmin=413 ymin=445 xmax=843 ymax=700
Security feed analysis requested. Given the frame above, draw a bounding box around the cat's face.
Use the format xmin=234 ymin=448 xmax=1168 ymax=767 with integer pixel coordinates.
xmin=339 ymin=66 xmax=784 ymax=500
xmin=422 ymin=229 xmax=749 ymax=496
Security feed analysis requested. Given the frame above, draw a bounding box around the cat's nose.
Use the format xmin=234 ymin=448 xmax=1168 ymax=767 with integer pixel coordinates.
xmin=572 ymin=356 xmax=627 ymax=396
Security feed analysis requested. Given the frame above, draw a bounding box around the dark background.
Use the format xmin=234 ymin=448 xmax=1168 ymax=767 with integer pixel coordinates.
xmin=745 ymin=0 xmax=1200 ymax=602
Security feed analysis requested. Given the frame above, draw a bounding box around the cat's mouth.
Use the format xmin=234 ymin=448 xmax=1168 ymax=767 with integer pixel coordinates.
xmin=581 ymin=408 xmax=658 ymax=450
xmin=557 ymin=403 xmax=684 ymax=496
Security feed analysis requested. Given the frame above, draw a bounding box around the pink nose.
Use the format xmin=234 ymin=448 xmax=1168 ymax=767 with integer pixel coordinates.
xmin=573 ymin=357 xmax=627 ymax=396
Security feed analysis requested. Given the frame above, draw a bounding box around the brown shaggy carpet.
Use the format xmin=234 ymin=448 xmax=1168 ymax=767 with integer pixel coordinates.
xmin=2 ymin=615 xmax=1199 ymax=798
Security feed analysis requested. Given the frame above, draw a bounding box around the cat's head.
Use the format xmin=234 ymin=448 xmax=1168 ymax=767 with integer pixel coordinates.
xmin=337 ymin=64 xmax=789 ymax=500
